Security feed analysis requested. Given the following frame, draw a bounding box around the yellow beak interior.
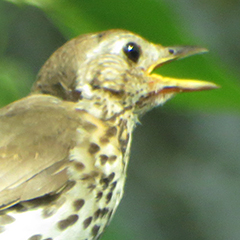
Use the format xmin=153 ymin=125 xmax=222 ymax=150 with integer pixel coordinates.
xmin=149 ymin=45 xmax=219 ymax=93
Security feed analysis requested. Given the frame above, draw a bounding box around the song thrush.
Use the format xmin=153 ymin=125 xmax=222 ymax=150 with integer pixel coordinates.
xmin=0 ymin=29 xmax=218 ymax=240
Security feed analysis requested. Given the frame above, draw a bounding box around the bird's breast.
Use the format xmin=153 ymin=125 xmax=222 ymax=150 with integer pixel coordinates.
xmin=63 ymin=110 xmax=134 ymax=238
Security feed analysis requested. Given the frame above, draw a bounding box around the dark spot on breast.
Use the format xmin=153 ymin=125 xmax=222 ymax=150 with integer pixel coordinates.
xmin=74 ymin=161 xmax=85 ymax=171
xmin=94 ymin=209 xmax=101 ymax=220
xmin=110 ymin=181 xmax=117 ymax=191
xmin=94 ymin=101 xmax=102 ymax=106
xmin=28 ymin=235 xmax=42 ymax=240
xmin=100 ymin=178 xmax=109 ymax=190
xmin=89 ymin=143 xmax=100 ymax=154
xmin=92 ymin=225 xmax=100 ymax=237
xmin=82 ymin=121 xmax=98 ymax=132
xmin=109 ymin=155 xmax=117 ymax=162
xmin=100 ymin=136 xmax=110 ymax=143
xmin=106 ymin=192 xmax=113 ymax=204
xmin=100 ymin=208 xmax=109 ymax=218
xmin=96 ymin=191 xmax=103 ymax=201
xmin=81 ymin=173 xmax=92 ymax=180
xmin=81 ymin=171 xmax=99 ymax=181
xmin=43 ymin=238 xmax=53 ymax=240
xmin=83 ymin=217 xmax=93 ymax=229
xmin=108 ymin=115 xmax=117 ymax=123
xmin=57 ymin=214 xmax=79 ymax=230
xmin=88 ymin=183 xmax=96 ymax=191
xmin=72 ymin=199 xmax=85 ymax=211
xmin=108 ymin=172 xmax=115 ymax=182
xmin=99 ymin=154 xmax=109 ymax=165
xmin=105 ymin=126 xmax=117 ymax=137
xmin=100 ymin=173 xmax=115 ymax=190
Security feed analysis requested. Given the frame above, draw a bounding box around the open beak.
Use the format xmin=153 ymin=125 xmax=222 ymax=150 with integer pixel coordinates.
xmin=148 ymin=45 xmax=219 ymax=94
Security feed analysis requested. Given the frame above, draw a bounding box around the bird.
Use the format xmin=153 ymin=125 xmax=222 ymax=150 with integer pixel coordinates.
xmin=0 ymin=29 xmax=218 ymax=240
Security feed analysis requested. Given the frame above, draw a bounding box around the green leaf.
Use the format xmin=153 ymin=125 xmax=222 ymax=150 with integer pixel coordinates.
xmin=0 ymin=58 xmax=34 ymax=107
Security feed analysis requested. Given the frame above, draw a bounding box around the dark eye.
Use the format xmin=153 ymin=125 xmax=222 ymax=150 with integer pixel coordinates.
xmin=123 ymin=42 xmax=141 ymax=63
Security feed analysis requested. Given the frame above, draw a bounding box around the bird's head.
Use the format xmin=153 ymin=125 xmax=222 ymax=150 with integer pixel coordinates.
xmin=32 ymin=29 xmax=218 ymax=119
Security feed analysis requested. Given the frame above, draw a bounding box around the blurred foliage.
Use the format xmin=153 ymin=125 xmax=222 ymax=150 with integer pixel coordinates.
xmin=1 ymin=1 xmax=240 ymax=240
xmin=0 ymin=57 xmax=33 ymax=105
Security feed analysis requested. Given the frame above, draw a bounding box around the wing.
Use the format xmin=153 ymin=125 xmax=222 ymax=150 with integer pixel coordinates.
xmin=0 ymin=94 xmax=82 ymax=208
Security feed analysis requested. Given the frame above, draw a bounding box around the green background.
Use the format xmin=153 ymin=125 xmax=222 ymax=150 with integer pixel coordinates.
xmin=1 ymin=0 xmax=240 ymax=239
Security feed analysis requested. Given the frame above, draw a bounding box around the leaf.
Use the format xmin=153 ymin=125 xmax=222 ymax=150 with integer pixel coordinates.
xmin=0 ymin=58 xmax=34 ymax=106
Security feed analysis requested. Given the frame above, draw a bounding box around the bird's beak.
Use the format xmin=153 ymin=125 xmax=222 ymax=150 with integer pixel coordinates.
xmin=148 ymin=46 xmax=219 ymax=94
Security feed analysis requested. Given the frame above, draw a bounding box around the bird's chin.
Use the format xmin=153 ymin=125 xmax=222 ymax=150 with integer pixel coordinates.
xmin=150 ymin=91 xmax=176 ymax=107
xmin=134 ymin=91 xmax=175 ymax=115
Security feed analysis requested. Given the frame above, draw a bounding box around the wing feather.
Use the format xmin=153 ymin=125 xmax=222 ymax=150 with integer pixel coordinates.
xmin=0 ymin=94 xmax=81 ymax=208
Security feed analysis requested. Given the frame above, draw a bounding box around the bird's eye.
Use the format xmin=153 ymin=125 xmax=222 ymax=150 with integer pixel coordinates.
xmin=123 ymin=42 xmax=141 ymax=63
